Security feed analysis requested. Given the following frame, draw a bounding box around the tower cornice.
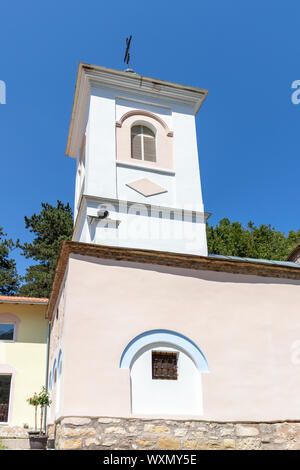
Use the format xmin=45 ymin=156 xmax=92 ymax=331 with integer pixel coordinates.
xmin=66 ymin=63 xmax=209 ymax=158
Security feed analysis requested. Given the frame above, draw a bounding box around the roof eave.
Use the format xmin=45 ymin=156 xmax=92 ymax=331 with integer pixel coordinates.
xmin=0 ymin=299 xmax=48 ymax=305
xmin=47 ymin=241 xmax=300 ymax=321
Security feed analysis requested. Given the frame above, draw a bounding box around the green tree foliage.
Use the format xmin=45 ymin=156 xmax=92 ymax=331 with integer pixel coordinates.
xmin=16 ymin=205 xmax=299 ymax=298
xmin=0 ymin=228 xmax=19 ymax=295
xmin=18 ymin=201 xmax=73 ymax=298
xmin=207 ymin=218 xmax=300 ymax=261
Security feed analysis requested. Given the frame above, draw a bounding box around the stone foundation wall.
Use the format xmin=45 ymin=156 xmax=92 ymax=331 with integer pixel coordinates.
xmin=51 ymin=417 xmax=300 ymax=450
xmin=0 ymin=425 xmax=29 ymax=438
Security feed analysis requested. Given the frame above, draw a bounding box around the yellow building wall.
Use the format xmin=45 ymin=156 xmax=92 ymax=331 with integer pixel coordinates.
xmin=0 ymin=303 xmax=48 ymax=427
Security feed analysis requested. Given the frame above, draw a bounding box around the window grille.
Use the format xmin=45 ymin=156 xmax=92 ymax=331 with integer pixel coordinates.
xmin=152 ymin=351 xmax=178 ymax=380
xmin=0 ymin=375 xmax=11 ymax=422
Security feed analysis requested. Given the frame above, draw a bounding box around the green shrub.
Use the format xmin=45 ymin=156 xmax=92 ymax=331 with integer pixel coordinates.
xmin=0 ymin=439 xmax=8 ymax=450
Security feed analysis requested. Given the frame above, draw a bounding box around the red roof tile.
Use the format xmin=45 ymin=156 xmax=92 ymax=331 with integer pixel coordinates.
xmin=0 ymin=296 xmax=48 ymax=304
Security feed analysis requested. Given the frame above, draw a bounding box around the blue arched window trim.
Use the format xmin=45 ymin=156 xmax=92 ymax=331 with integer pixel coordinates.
xmin=57 ymin=350 xmax=62 ymax=378
xmin=120 ymin=329 xmax=209 ymax=372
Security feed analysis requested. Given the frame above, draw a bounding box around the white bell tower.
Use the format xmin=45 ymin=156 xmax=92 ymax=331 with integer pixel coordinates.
xmin=66 ymin=63 xmax=210 ymax=256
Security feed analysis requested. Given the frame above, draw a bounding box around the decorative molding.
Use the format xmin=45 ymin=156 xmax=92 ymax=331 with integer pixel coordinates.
xmin=73 ymin=194 xmax=209 ymax=241
xmin=116 ymin=95 xmax=172 ymax=111
xmin=66 ymin=63 xmax=209 ymax=158
xmin=83 ymin=195 xmax=209 ymax=219
xmin=116 ymin=160 xmax=176 ymax=175
xmin=116 ymin=108 xmax=174 ymax=170
xmin=116 ymin=110 xmax=173 ymax=137
xmin=126 ymin=178 xmax=168 ymax=197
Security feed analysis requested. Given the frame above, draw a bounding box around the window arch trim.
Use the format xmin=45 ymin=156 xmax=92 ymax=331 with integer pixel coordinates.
xmin=116 ymin=110 xmax=173 ymax=137
xmin=120 ymin=329 xmax=209 ymax=372
xmin=53 ymin=359 xmax=57 ymax=385
xmin=116 ymin=112 xmax=173 ymax=171
xmin=0 ymin=313 xmax=20 ymax=342
xmin=57 ymin=350 xmax=62 ymax=378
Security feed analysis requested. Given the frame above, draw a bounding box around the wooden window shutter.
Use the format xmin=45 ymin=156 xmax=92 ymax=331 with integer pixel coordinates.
xmin=143 ymin=135 xmax=156 ymax=162
xmin=143 ymin=126 xmax=156 ymax=162
xmin=152 ymin=351 xmax=178 ymax=380
xmin=131 ymin=125 xmax=156 ymax=162
xmin=131 ymin=125 xmax=142 ymax=160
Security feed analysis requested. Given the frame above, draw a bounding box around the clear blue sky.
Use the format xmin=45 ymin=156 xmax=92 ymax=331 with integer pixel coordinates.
xmin=0 ymin=0 xmax=299 ymax=276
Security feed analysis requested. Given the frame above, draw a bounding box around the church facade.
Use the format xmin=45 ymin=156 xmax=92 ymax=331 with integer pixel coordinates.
xmin=46 ymin=64 xmax=300 ymax=450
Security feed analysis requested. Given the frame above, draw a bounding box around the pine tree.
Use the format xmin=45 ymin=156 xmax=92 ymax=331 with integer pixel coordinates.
xmin=18 ymin=201 xmax=73 ymax=298
xmin=0 ymin=227 xmax=19 ymax=295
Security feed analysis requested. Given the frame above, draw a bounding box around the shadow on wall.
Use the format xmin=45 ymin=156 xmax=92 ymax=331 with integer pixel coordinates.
xmin=70 ymin=253 xmax=300 ymax=286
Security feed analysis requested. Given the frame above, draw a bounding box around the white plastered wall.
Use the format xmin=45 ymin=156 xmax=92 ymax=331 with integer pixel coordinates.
xmin=130 ymin=346 xmax=203 ymax=416
xmin=73 ymin=84 xmax=207 ymax=255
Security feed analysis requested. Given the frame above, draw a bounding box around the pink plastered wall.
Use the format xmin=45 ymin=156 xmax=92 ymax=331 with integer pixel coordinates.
xmin=116 ymin=111 xmax=173 ymax=170
xmin=50 ymin=254 xmax=300 ymax=423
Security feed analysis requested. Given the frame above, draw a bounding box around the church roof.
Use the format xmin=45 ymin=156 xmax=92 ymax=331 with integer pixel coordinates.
xmin=47 ymin=241 xmax=300 ymax=321
xmin=209 ymin=253 xmax=300 ymax=268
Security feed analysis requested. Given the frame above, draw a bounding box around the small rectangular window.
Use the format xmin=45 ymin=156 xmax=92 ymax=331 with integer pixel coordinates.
xmin=152 ymin=351 xmax=178 ymax=380
xmin=0 ymin=324 xmax=14 ymax=341
xmin=0 ymin=375 xmax=11 ymax=422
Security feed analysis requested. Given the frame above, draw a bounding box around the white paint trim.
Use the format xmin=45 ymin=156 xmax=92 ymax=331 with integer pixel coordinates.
xmin=116 ymin=160 xmax=176 ymax=175
xmin=81 ymin=195 xmax=209 ymax=219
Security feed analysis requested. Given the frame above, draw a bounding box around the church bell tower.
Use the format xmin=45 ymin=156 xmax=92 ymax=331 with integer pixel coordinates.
xmin=66 ymin=63 xmax=209 ymax=255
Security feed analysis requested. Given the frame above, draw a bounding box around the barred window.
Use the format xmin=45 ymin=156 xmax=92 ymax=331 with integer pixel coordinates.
xmin=0 ymin=375 xmax=11 ymax=422
xmin=131 ymin=125 xmax=156 ymax=162
xmin=152 ymin=351 xmax=178 ymax=380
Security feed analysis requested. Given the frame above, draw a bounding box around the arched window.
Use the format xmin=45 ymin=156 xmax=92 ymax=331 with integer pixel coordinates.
xmin=57 ymin=350 xmax=62 ymax=378
xmin=131 ymin=125 xmax=156 ymax=162
xmin=0 ymin=314 xmax=20 ymax=342
xmin=53 ymin=360 xmax=57 ymax=385
xmin=56 ymin=350 xmax=62 ymax=416
xmin=120 ymin=329 xmax=209 ymax=416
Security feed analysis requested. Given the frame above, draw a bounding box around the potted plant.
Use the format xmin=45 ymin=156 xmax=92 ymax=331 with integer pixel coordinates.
xmin=27 ymin=387 xmax=51 ymax=450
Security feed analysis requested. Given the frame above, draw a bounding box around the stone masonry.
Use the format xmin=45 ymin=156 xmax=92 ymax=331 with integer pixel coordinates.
xmin=0 ymin=425 xmax=30 ymax=438
xmin=50 ymin=417 xmax=300 ymax=450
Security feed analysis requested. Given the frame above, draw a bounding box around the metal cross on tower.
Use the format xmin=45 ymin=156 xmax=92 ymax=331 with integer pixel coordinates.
xmin=124 ymin=35 xmax=132 ymax=68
